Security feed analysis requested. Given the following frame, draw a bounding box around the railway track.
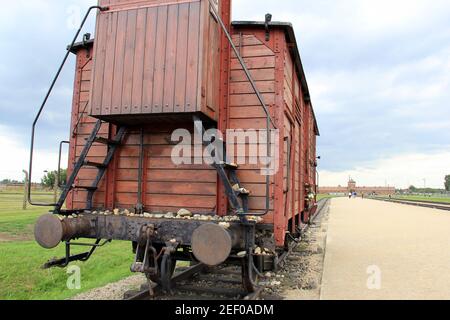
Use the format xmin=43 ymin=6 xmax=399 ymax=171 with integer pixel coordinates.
xmin=124 ymin=264 xmax=265 ymax=301
xmin=124 ymin=199 xmax=331 ymax=301
xmin=373 ymin=197 xmax=450 ymax=211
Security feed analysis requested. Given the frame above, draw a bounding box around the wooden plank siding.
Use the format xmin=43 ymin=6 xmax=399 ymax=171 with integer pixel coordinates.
xmin=67 ymin=16 xmax=318 ymax=247
xmin=113 ymin=127 xmax=218 ymax=212
xmin=90 ymin=0 xmax=224 ymax=123
xmin=227 ymin=33 xmax=277 ymax=215
xmin=69 ymin=45 xmax=218 ymax=213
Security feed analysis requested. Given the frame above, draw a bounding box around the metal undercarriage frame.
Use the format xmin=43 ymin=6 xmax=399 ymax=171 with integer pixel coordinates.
xmin=39 ymin=213 xmax=280 ymax=293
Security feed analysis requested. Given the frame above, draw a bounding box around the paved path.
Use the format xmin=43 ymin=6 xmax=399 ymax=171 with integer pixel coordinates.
xmin=320 ymin=198 xmax=450 ymax=300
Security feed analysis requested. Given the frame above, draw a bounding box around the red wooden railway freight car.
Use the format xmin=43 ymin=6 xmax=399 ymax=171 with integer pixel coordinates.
xmin=33 ymin=0 xmax=319 ymax=293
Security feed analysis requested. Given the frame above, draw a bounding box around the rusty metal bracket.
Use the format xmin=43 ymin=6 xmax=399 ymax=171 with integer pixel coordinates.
xmin=265 ymin=13 xmax=272 ymax=41
xmin=131 ymin=225 xmax=158 ymax=275
xmin=82 ymin=33 xmax=92 ymax=58
xmin=42 ymin=238 xmax=106 ymax=269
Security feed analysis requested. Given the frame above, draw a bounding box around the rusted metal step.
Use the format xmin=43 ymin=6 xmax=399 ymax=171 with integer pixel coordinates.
xmin=73 ymin=185 xmax=98 ymax=191
xmin=93 ymin=137 xmax=120 ymax=145
xmin=83 ymin=161 xmax=107 ymax=169
xmin=222 ymin=162 xmax=239 ymax=170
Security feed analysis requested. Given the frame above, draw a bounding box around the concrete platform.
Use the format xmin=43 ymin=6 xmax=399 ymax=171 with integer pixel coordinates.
xmin=320 ymin=198 xmax=450 ymax=300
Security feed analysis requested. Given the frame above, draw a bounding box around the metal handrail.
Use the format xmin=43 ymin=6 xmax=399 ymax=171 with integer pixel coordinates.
xmin=57 ymin=141 xmax=70 ymax=188
xmin=208 ymin=0 xmax=275 ymax=216
xmin=28 ymin=6 xmax=108 ymax=206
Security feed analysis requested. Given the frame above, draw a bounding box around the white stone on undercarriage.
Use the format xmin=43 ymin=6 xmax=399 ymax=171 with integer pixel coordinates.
xmin=177 ymin=209 xmax=193 ymax=217
xmin=237 ymin=251 xmax=247 ymax=257
xmin=219 ymin=222 xmax=231 ymax=229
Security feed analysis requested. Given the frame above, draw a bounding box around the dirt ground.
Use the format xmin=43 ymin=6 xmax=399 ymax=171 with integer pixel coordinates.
xmin=266 ymin=201 xmax=330 ymax=300
xmin=0 ymin=232 xmax=31 ymax=242
xmin=72 ymin=275 xmax=146 ymax=300
xmin=321 ymin=198 xmax=450 ymax=300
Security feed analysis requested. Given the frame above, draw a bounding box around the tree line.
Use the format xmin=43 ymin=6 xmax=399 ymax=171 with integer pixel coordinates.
xmin=407 ymin=175 xmax=450 ymax=193
xmin=0 ymin=170 xmax=68 ymax=189
xmin=40 ymin=169 xmax=67 ymax=189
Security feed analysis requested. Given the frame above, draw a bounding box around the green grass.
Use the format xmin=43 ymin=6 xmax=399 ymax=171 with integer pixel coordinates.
xmin=0 ymin=192 xmax=54 ymax=236
xmin=317 ymin=194 xmax=339 ymax=201
xmin=0 ymin=241 xmax=133 ymax=300
xmin=0 ymin=191 xmax=135 ymax=300
xmin=390 ymin=195 xmax=450 ymax=204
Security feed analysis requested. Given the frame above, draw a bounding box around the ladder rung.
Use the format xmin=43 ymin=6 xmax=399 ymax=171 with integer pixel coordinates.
xmin=235 ymin=188 xmax=251 ymax=196
xmin=223 ymin=162 xmax=238 ymax=170
xmin=94 ymin=137 xmax=120 ymax=145
xmin=58 ymin=210 xmax=87 ymax=216
xmin=83 ymin=161 xmax=107 ymax=169
xmin=232 ymin=183 xmax=250 ymax=194
xmin=73 ymin=186 xmax=98 ymax=191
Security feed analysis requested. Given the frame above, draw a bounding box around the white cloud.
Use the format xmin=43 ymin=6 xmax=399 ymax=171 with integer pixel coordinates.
xmin=311 ymin=44 xmax=450 ymax=116
xmin=413 ymin=121 xmax=450 ymax=131
xmin=0 ymin=125 xmax=67 ymax=182
xmin=0 ymin=0 xmax=97 ymax=34
xmin=353 ymin=0 xmax=430 ymax=34
xmin=320 ymin=150 xmax=450 ymax=189
xmin=234 ymin=0 xmax=450 ymax=43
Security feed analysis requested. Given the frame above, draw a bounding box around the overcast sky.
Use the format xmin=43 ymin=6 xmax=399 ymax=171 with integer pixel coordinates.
xmin=0 ymin=0 xmax=449 ymax=188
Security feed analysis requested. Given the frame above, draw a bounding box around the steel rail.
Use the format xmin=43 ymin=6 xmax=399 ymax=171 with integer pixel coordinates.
xmin=373 ymin=197 xmax=450 ymax=211
xmin=389 ymin=198 xmax=450 ymax=206
xmin=125 ymin=263 xmax=207 ymax=300
xmin=126 ymin=264 xmax=263 ymax=301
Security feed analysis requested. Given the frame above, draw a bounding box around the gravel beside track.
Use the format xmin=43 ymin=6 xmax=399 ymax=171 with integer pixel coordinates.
xmin=72 ymin=201 xmax=331 ymax=301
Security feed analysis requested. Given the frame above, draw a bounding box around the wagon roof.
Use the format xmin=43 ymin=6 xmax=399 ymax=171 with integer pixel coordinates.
xmin=232 ymin=21 xmax=320 ymax=136
xmin=68 ymin=39 xmax=94 ymax=53
xmin=68 ymin=22 xmax=319 ymax=136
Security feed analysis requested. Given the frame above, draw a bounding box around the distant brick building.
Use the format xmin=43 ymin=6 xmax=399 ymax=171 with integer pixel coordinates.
xmin=319 ymin=179 xmax=395 ymax=196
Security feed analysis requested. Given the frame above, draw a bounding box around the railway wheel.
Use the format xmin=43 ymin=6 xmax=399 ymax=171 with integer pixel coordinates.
xmin=242 ymin=258 xmax=259 ymax=293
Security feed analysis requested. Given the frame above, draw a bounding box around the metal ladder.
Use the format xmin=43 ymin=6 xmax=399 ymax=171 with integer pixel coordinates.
xmin=55 ymin=119 xmax=126 ymax=214
xmin=193 ymin=118 xmax=249 ymax=214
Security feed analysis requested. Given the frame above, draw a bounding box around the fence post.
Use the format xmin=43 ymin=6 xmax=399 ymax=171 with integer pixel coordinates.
xmin=23 ymin=170 xmax=29 ymax=210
